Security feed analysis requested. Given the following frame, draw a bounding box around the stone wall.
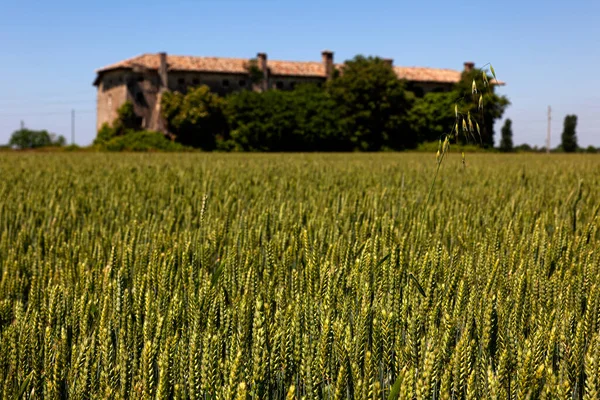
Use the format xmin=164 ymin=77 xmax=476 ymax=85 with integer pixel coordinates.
xmin=96 ymin=70 xmax=129 ymax=131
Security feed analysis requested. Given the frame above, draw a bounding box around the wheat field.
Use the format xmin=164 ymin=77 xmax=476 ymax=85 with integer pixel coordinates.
xmin=0 ymin=153 xmax=599 ymax=399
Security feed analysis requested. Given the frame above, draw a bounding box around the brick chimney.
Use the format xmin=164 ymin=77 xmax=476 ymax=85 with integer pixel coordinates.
xmin=159 ymin=52 xmax=168 ymax=88
xmin=322 ymin=50 xmax=334 ymax=81
xmin=383 ymin=58 xmax=394 ymax=67
xmin=257 ymin=52 xmax=269 ymax=91
xmin=463 ymin=62 xmax=475 ymax=73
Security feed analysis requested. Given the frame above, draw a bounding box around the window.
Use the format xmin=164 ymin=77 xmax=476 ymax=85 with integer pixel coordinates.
xmin=107 ymin=94 xmax=112 ymax=108
xmin=222 ymin=79 xmax=230 ymax=87
xmin=276 ymin=81 xmax=284 ymax=89
xmin=178 ymin=78 xmax=185 ymax=85
xmin=192 ymin=78 xmax=200 ymax=85
xmin=135 ymin=92 xmax=144 ymax=103
xmin=137 ymin=76 xmax=144 ymax=82
xmin=238 ymin=80 xmax=246 ymax=87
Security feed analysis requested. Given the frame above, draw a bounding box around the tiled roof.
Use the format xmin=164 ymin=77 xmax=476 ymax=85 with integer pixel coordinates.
xmin=96 ymin=54 xmax=250 ymax=74
xmin=394 ymin=66 xmax=461 ymax=83
xmin=269 ymin=60 xmax=326 ymax=77
xmin=393 ymin=66 xmax=504 ymax=85
xmin=95 ymin=53 xmax=504 ymax=85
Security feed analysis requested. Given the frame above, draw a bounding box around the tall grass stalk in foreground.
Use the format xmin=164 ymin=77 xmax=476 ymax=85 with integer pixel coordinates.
xmin=426 ymin=63 xmax=499 ymax=204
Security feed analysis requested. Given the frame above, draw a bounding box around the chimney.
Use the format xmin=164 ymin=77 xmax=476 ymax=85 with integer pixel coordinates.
xmin=159 ymin=52 xmax=168 ymax=89
xmin=322 ymin=50 xmax=334 ymax=81
xmin=383 ymin=58 xmax=394 ymax=67
xmin=257 ymin=52 xmax=269 ymax=91
xmin=463 ymin=61 xmax=475 ymax=73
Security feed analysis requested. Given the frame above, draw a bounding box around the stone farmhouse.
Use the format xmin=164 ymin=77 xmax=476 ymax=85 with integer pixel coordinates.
xmin=93 ymin=51 xmax=482 ymax=133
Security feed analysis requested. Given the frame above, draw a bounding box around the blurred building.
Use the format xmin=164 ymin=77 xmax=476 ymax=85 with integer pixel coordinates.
xmin=93 ymin=51 xmax=477 ymax=133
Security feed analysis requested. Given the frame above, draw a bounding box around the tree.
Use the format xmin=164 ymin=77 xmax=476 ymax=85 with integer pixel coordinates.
xmin=407 ymin=70 xmax=509 ymax=148
xmin=408 ymin=91 xmax=457 ymax=144
xmin=244 ymin=58 xmax=264 ymax=87
xmin=451 ymin=69 xmax=510 ymax=148
xmin=9 ymin=128 xmax=66 ymax=149
xmin=161 ymin=85 xmax=228 ymax=150
xmin=327 ymin=55 xmax=415 ymax=151
xmin=561 ymin=114 xmax=578 ymax=153
xmin=499 ymin=119 xmax=513 ymax=152
xmin=94 ymin=101 xmax=142 ymax=145
xmin=226 ymin=84 xmax=344 ymax=151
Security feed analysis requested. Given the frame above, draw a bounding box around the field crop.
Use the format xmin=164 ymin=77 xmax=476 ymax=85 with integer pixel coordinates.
xmin=0 ymin=153 xmax=599 ymax=399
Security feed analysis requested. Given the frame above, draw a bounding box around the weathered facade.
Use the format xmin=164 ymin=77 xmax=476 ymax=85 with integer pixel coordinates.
xmin=93 ymin=51 xmax=483 ymax=133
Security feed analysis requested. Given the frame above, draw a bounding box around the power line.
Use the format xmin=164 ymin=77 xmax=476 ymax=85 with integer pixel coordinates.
xmin=0 ymin=100 xmax=95 ymax=109
xmin=71 ymin=109 xmax=75 ymax=145
xmin=546 ymin=106 xmax=551 ymax=154
xmin=0 ymin=109 xmax=95 ymax=117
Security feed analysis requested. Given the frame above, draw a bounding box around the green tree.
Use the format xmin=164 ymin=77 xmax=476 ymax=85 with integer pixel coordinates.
xmin=499 ymin=119 xmax=514 ymax=152
xmin=561 ymin=114 xmax=578 ymax=153
xmin=244 ymin=58 xmax=264 ymax=86
xmin=327 ymin=55 xmax=415 ymax=151
xmin=408 ymin=69 xmax=509 ymax=148
xmin=451 ymin=69 xmax=510 ymax=148
xmin=94 ymin=101 xmax=142 ymax=145
xmin=9 ymin=129 xmax=66 ymax=149
xmin=226 ymin=84 xmax=344 ymax=151
xmin=161 ymin=85 xmax=227 ymax=150
xmin=407 ymin=91 xmax=457 ymax=144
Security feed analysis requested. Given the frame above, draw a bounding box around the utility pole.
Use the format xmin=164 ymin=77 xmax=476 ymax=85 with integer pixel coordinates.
xmin=20 ymin=120 xmax=24 ymax=130
xmin=71 ymin=109 xmax=75 ymax=145
xmin=546 ymin=106 xmax=551 ymax=153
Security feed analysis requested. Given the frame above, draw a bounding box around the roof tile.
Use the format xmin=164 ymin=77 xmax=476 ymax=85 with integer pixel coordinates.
xmin=95 ymin=53 xmax=504 ymax=85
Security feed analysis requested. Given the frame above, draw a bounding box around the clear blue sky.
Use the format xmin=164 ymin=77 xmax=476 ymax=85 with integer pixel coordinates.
xmin=1 ymin=0 xmax=599 ymax=147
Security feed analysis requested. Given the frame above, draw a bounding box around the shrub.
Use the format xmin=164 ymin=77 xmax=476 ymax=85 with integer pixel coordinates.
xmin=94 ymin=101 xmax=142 ymax=145
xmin=102 ymin=130 xmax=189 ymax=152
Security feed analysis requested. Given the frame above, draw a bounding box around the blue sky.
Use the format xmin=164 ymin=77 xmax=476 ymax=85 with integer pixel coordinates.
xmin=1 ymin=0 xmax=599 ymax=147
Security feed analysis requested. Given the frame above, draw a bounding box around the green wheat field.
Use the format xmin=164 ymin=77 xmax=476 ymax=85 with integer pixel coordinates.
xmin=1 ymin=153 xmax=599 ymax=399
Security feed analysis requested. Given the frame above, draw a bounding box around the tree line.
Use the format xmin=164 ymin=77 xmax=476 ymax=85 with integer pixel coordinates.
xmin=499 ymin=114 xmax=586 ymax=153
xmin=5 ymin=56 xmax=591 ymax=153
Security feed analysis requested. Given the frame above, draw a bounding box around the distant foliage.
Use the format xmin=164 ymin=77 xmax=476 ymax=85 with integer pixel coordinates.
xmin=561 ymin=114 xmax=578 ymax=153
xmin=161 ymin=85 xmax=228 ymax=150
xmin=500 ymin=118 xmax=514 ymax=152
xmin=96 ymin=56 xmax=511 ymax=152
xmin=328 ymin=55 xmax=416 ymax=151
xmin=9 ymin=128 xmax=66 ymax=149
xmin=226 ymin=84 xmax=345 ymax=151
xmin=94 ymin=101 xmax=142 ymax=145
xmin=244 ymin=58 xmax=264 ymax=86
xmin=103 ymin=130 xmax=189 ymax=152
xmin=410 ymin=71 xmax=510 ymax=149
